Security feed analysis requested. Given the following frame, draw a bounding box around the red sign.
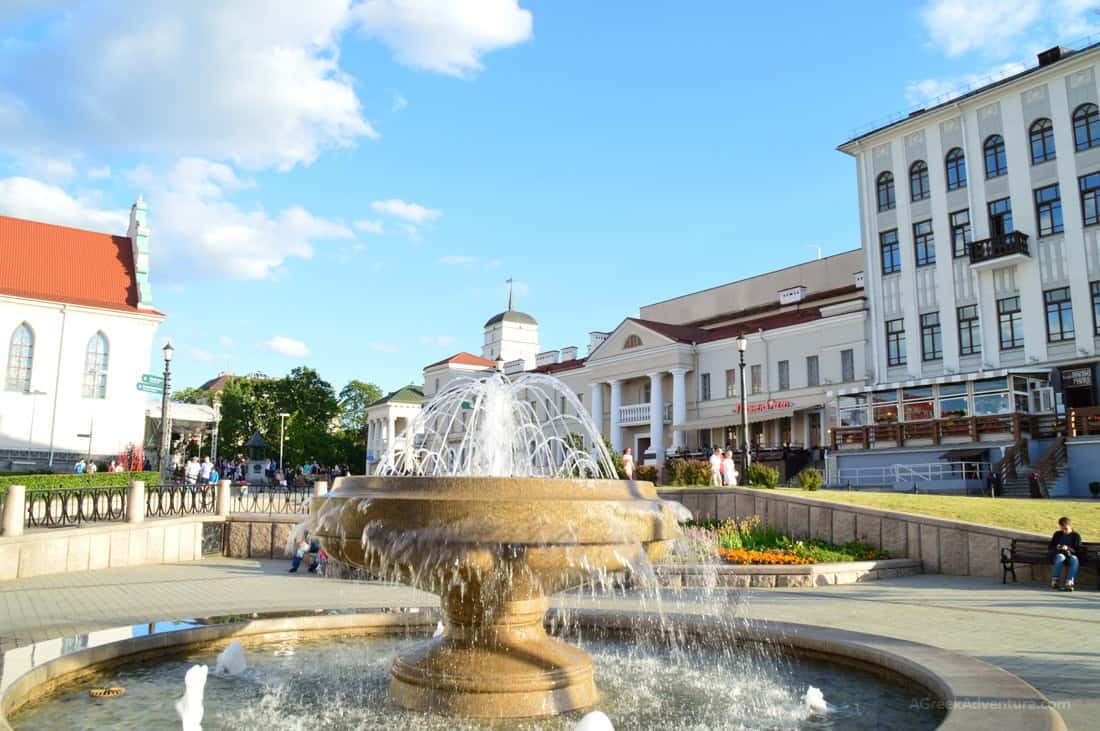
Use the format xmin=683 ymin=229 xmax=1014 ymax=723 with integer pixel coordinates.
xmin=734 ymin=399 xmax=793 ymax=414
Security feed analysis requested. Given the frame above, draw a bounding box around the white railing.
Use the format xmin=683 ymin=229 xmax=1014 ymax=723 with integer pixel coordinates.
xmin=837 ymin=461 xmax=989 ymax=489
xmin=618 ymin=402 xmax=672 ymax=426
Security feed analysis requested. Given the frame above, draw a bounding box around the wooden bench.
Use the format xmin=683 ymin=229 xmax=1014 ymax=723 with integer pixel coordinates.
xmin=1001 ymin=538 xmax=1097 ymax=588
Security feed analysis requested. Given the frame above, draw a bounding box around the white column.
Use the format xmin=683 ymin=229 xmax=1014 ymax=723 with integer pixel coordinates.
xmin=387 ymin=415 xmax=396 ymax=451
xmin=648 ymin=371 xmax=665 ymax=467
xmin=609 ymin=379 xmax=623 ymax=452
xmin=589 ymin=382 xmax=604 ymax=445
xmin=801 ymin=412 xmax=811 ymax=449
xmin=670 ymin=368 xmax=688 ymax=450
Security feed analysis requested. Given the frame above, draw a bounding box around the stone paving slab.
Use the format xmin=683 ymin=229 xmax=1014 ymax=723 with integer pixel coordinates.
xmin=0 ymin=561 xmax=1096 ymax=729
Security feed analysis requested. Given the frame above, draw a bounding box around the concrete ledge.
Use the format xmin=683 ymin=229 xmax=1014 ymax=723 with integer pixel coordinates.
xmin=224 ymin=514 xmax=307 ymax=560
xmin=0 ymin=608 xmax=1064 ymax=731
xmin=0 ymin=516 xmax=223 ymax=581
xmin=656 ymin=558 xmax=923 ymax=588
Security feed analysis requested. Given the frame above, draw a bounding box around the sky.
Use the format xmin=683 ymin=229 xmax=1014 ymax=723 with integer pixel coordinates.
xmin=2 ymin=0 xmax=1099 ymax=394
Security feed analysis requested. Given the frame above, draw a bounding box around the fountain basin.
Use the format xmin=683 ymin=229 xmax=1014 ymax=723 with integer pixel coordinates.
xmin=309 ymin=476 xmax=687 ymax=718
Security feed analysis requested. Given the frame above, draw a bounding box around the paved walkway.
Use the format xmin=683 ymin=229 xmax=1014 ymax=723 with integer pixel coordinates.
xmin=0 ymin=561 xmax=1097 ymax=729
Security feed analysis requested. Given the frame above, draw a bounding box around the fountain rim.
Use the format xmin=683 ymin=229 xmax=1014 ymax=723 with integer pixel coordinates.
xmin=0 ymin=607 xmax=1066 ymax=731
xmin=323 ymin=475 xmax=665 ymax=502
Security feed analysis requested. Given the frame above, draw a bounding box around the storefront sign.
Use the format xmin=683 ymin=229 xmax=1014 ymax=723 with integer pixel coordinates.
xmin=734 ymin=399 xmax=793 ymax=414
xmin=1064 ymin=368 xmax=1093 ymax=387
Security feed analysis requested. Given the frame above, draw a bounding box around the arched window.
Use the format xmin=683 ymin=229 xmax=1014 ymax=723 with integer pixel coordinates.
xmin=984 ymin=135 xmax=1007 ymax=178
xmin=909 ymin=161 xmax=930 ymax=201
xmin=1073 ymin=103 xmax=1100 ymax=151
xmin=82 ymin=331 xmax=109 ymax=399
xmin=623 ymin=334 xmax=643 ymax=349
xmin=945 ymin=148 xmax=967 ymax=190
xmin=1029 ymin=118 xmax=1056 ymax=163
xmin=876 ymin=172 xmax=895 ymax=211
xmin=5 ymin=323 xmax=33 ymax=393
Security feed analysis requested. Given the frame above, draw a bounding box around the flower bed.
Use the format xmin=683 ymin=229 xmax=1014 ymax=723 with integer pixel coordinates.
xmin=685 ymin=517 xmax=889 ymax=566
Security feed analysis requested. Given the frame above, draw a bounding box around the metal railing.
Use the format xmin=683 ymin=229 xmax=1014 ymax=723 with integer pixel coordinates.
xmin=968 ymin=231 xmax=1030 ymax=265
xmin=229 ymin=485 xmax=313 ymax=515
xmin=145 ymin=483 xmax=217 ymax=518
xmin=25 ymin=485 xmax=128 ymax=529
xmin=836 ymin=461 xmax=989 ymax=489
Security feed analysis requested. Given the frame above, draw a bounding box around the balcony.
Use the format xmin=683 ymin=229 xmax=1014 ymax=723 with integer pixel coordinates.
xmin=968 ymin=231 xmax=1030 ymax=270
xmin=619 ymin=402 xmax=673 ymax=426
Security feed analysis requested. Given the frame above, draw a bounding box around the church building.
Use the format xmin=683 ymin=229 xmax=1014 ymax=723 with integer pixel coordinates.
xmin=0 ymin=198 xmax=164 ymax=471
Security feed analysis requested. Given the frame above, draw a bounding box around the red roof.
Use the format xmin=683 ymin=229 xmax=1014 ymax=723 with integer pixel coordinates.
xmin=0 ymin=215 xmax=159 ymax=314
xmin=529 ymin=357 xmax=586 ymax=374
xmin=625 ymin=309 xmax=826 ymax=346
xmin=424 ymin=351 xmax=496 ymax=370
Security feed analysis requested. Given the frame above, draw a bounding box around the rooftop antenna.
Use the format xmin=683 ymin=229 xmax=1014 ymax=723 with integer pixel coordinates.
xmin=506 ymin=277 xmax=514 ymax=310
xmin=808 ymin=244 xmax=822 ymax=260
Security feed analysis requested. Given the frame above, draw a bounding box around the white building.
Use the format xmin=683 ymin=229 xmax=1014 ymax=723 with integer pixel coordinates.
xmin=0 ymin=199 xmax=163 ymax=471
xmin=481 ymin=284 xmax=539 ymax=371
xmin=365 ymin=385 xmax=424 ymax=466
xmin=834 ymin=42 xmax=1100 ymax=495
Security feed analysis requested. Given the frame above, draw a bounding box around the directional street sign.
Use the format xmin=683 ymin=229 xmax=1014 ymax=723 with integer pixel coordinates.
xmin=137 ymin=382 xmax=164 ymax=394
xmin=141 ymin=374 xmax=165 ymax=387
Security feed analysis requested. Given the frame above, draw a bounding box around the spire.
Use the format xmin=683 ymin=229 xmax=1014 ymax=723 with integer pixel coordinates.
xmin=506 ymin=277 xmax=514 ymax=310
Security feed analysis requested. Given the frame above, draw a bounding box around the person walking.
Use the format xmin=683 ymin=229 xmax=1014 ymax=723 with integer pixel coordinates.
xmin=200 ymin=457 xmax=212 ymax=483
xmin=184 ymin=457 xmax=200 ymax=486
xmin=1049 ymin=516 xmax=1083 ymax=592
xmin=721 ymin=450 xmax=738 ymax=486
xmin=709 ymin=448 xmax=723 ymax=487
xmin=74 ymin=458 xmax=86 ymax=474
xmin=621 ymin=448 xmax=635 ymax=480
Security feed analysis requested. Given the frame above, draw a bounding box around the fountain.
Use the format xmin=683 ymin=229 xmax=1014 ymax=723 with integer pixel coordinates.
xmin=309 ymin=372 xmax=688 ymax=718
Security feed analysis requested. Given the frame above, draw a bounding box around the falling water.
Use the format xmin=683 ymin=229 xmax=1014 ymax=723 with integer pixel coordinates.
xmin=376 ymin=372 xmax=616 ymax=479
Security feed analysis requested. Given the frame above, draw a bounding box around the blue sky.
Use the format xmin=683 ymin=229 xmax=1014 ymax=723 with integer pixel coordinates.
xmin=2 ymin=0 xmax=1098 ymax=393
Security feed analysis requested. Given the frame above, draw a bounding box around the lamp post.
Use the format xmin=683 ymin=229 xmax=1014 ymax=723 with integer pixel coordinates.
xmin=736 ymin=334 xmax=751 ymax=481
xmin=158 ymin=342 xmax=174 ymax=484
xmin=277 ymin=412 xmax=290 ymax=471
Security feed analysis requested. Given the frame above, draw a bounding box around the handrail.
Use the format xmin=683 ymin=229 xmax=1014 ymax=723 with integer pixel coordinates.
xmin=989 ymin=437 xmax=1028 ymax=497
xmin=1070 ymin=406 xmax=1100 ymax=436
xmin=1031 ymin=435 xmax=1066 ymax=499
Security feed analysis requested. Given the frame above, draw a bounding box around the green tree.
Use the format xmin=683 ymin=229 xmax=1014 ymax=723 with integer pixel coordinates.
xmin=338 ymin=380 xmax=383 ymax=433
xmin=272 ymin=367 xmax=340 ymax=467
xmin=172 ymin=386 xmax=210 ymax=405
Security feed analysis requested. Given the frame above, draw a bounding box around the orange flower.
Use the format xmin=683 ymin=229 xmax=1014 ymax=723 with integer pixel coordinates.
xmin=717 ymin=548 xmax=812 ymax=565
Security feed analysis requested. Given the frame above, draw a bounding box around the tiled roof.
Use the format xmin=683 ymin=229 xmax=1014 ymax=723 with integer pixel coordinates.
xmin=371 ymin=385 xmax=424 ymax=406
xmin=627 ymin=308 xmax=825 ymax=345
xmin=0 ymin=214 xmax=158 ymax=314
xmin=424 ymin=352 xmax=496 ymax=370
xmin=529 ymin=358 xmax=586 ymax=374
xmin=198 ymin=373 xmax=232 ymax=392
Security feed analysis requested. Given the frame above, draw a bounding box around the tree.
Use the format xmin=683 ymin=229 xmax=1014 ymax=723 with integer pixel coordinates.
xmin=272 ymin=367 xmax=340 ymax=467
xmin=172 ymin=386 xmax=210 ymax=405
xmin=339 ymin=380 xmax=383 ymax=433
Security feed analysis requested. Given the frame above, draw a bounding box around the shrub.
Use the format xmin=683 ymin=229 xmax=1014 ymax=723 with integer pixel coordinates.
xmin=602 ymin=436 xmax=627 ymax=479
xmin=746 ymin=463 xmax=779 ymax=488
xmin=798 ymin=467 xmax=823 ymax=492
xmin=667 ymin=459 xmax=713 ymax=486
xmin=0 ymin=471 xmax=161 ymax=494
xmin=636 ymin=465 xmax=658 ymax=483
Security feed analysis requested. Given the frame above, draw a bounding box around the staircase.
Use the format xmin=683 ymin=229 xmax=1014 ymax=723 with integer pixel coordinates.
xmin=998 ymin=436 xmax=1067 ymax=498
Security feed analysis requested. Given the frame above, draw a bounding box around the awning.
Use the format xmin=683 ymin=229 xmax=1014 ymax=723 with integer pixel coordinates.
xmin=939 ymin=447 xmax=989 ymax=461
xmin=145 ymin=401 xmax=218 ymax=426
xmin=675 ymin=408 xmax=794 ymax=431
xmin=830 ymin=367 xmax=1052 ymax=396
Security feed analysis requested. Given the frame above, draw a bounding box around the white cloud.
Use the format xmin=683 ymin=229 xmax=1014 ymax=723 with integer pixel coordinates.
xmin=14 ymin=153 xmax=76 ymax=183
xmin=354 ymin=0 xmax=533 ymax=78
xmin=86 ymin=165 xmax=112 ymax=180
xmin=906 ymin=60 xmax=1028 ymax=105
xmin=218 ymin=335 xmax=234 ymax=348
xmin=354 ymin=218 xmax=385 ymax=234
xmin=369 ymin=341 xmax=400 ymax=353
xmin=439 ymin=255 xmax=477 ymax=265
xmin=921 ymin=0 xmax=1041 ymax=57
xmin=263 ymin=336 xmax=310 ymax=358
xmin=370 ymin=198 xmax=441 ymax=223
xmin=419 ymin=335 xmax=457 ymax=347
xmin=392 ymin=93 xmax=408 ymax=111
xmin=0 ymin=1 xmax=377 ymax=171
xmin=0 ymin=176 xmax=128 ymax=231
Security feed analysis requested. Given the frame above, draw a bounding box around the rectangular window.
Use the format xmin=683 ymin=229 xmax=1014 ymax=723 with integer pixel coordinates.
xmin=750 ymin=364 xmax=762 ymax=395
xmin=913 ymin=219 xmax=936 ymax=266
xmin=1044 ymin=287 xmax=1075 ymax=343
xmin=880 ymin=229 xmax=901 ymax=275
xmin=957 ymin=304 xmax=981 ymax=356
xmin=725 ymin=368 xmax=736 ymax=398
xmin=998 ymin=296 xmax=1023 ymax=350
xmin=920 ymin=312 xmax=942 ymax=361
xmin=988 ymin=198 xmax=1013 ymax=237
xmin=777 ymin=360 xmax=790 ymax=391
xmin=886 ymin=318 xmax=906 ymax=367
xmin=1092 ymin=281 xmax=1100 ymax=336
xmin=700 ymin=372 xmax=711 ymax=401
xmin=950 ymin=209 xmax=971 ymax=258
xmin=806 ymin=355 xmax=820 ymax=386
xmin=841 ymin=349 xmax=855 ymax=382
xmin=1034 ymin=184 xmax=1064 ymax=237
xmin=1081 ymin=172 xmax=1100 ymax=227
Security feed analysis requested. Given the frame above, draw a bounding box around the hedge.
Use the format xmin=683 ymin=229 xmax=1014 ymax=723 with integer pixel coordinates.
xmin=0 ymin=471 xmax=160 ymax=494
xmin=667 ymin=459 xmax=713 ymax=486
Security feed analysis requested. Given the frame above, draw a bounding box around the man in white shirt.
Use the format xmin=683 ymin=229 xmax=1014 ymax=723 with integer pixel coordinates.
xmin=709 ymin=448 xmax=722 ymax=487
xmin=185 ymin=457 xmax=201 ymax=485
xmin=200 ymin=457 xmax=212 ymax=482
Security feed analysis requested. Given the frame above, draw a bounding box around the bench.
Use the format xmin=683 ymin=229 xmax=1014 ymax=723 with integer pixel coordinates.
xmin=1001 ymin=538 xmax=1097 ymax=588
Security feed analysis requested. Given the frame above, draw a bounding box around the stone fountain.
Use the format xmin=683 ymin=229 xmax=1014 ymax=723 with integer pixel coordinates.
xmin=309 ymin=373 xmax=687 ymax=719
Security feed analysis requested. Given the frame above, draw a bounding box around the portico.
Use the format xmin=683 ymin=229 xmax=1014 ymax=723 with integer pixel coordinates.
xmin=365 ymin=385 xmax=423 ymax=471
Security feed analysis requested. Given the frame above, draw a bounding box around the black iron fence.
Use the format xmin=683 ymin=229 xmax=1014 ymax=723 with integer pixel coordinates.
xmin=230 ymin=485 xmax=313 ymax=515
xmin=25 ymin=485 xmax=128 ymax=529
xmin=145 ymin=483 xmax=217 ymax=519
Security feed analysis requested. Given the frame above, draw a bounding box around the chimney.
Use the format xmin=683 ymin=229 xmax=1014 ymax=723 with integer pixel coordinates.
xmin=128 ymin=196 xmax=154 ymax=309
xmin=1038 ymin=46 xmax=1071 ymax=67
xmin=560 ymin=346 xmax=578 ymax=362
xmin=503 ymin=359 xmax=525 ymax=375
xmin=536 ymin=350 xmax=560 ymax=367
xmin=588 ymin=331 xmax=610 ymax=355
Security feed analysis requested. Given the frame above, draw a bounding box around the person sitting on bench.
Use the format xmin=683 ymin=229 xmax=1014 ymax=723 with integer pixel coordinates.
xmin=289 ymin=533 xmax=321 ymax=573
xmin=1049 ymin=516 xmax=1083 ymax=592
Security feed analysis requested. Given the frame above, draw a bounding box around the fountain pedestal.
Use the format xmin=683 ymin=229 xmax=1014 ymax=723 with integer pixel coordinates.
xmin=310 ymin=476 xmax=687 ymax=720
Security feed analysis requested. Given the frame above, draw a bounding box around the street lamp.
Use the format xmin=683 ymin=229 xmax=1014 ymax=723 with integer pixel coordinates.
xmin=158 ymin=342 xmax=174 ymax=484
xmin=736 ymin=334 xmax=751 ymax=481
xmin=277 ymin=412 xmax=290 ymax=471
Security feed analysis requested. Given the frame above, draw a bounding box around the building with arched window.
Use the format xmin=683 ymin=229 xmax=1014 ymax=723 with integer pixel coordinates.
xmin=0 ymin=198 xmax=164 ymax=471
